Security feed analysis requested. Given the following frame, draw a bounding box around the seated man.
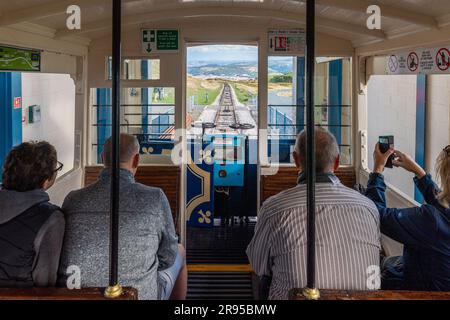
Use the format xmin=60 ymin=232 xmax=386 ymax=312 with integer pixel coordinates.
xmin=247 ymin=127 xmax=381 ymax=300
xmin=58 ymin=134 xmax=187 ymax=300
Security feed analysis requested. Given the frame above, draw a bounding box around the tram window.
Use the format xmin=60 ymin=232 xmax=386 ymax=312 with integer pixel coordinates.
xmin=107 ymin=57 xmax=160 ymax=80
xmin=426 ymin=75 xmax=450 ymax=180
xmin=267 ymin=56 xmax=352 ymax=165
xmin=367 ymin=75 xmax=418 ymax=199
xmin=186 ymin=45 xmax=258 ymax=137
xmin=89 ymin=87 xmax=175 ymax=164
xmin=22 ymin=73 xmax=76 ymax=176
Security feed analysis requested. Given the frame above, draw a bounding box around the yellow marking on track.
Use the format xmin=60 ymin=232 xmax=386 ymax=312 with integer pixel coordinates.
xmin=187 ymin=264 xmax=253 ymax=272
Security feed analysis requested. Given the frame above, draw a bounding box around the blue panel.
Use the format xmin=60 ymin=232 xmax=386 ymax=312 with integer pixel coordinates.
xmin=96 ymin=88 xmax=112 ymax=163
xmin=152 ymin=114 xmax=171 ymax=135
xmin=136 ymin=135 xmax=174 ymax=155
xmin=268 ymin=139 xmax=296 ymax=163
xmin=328 ymin=59 xmax=343 ymax=145
xmin=0 ymin=72 xmax=22 ymax=178
xmin=141 ymin=61 xmax=149 ymax=134
xmin=296 ymin=57 xmax=305 ymax=133
xmin=415 ymin=74 xmax=427 ymax=204
xmin=245 ymin=138 xmax=258 ymax=216
xmin=142 ymin=88 xmax=149 ymax=134
xmin=209 ymin=135 xmax=245 ymax=187
xmin=10 ymin=73 xmax=22 ymax=147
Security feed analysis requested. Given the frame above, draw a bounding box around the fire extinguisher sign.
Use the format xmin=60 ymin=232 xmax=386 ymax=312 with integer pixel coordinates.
xmin=13 ymin=97 xmax=22 ymax=109
xmin=268 ymin=29 xmax=305 ymax=55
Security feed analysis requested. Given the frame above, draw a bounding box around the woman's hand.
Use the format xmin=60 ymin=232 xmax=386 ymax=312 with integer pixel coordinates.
xmin=392 ymin=150 xmax=426 ymax=178
xmin=373 ymin=143 xmax=394 ymax=174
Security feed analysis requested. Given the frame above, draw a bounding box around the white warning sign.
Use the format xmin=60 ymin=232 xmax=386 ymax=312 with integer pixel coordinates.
xmin=387 ymin=46 xmax=450 ymax=75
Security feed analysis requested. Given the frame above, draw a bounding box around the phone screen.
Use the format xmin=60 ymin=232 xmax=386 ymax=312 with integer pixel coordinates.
xmin=379 ymin=136 xmax=395 ymax=168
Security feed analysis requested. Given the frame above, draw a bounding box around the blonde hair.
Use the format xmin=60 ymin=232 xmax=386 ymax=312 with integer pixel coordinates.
xmin=436 ymin=147 xmax=450 ymax=209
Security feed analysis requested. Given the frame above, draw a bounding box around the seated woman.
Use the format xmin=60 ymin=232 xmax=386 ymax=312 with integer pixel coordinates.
xmin=0 ymin=141 xmax=65 ymax=287
xmin=366 ymin=144 xmax=450 ymax=291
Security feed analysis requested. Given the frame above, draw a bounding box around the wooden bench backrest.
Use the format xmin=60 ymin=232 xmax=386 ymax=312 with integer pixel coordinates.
xmin=261 ymin=166 xmax=357 ymax=204
xmin=84 ymin=166 xmax=180 ymax=228
xmin=0 ymin=287 xmax=137 ymax=300
xmin=289 ymin=289 xmax=450 ymax=300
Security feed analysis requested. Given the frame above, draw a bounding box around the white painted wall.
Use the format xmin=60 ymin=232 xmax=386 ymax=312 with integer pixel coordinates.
xmin=367 ymin=75 xmax=418 ymax=199
xmin=426 ymin=75 xmax=450 ymax=180
xmin=21 ymin=73 xmax=76 ymax=177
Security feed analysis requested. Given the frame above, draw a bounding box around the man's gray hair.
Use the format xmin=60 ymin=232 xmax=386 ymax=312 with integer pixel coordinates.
xmin=294 ymin=127 xmax=340 ymax=173
xmin=103 ymin=133 xmax=140 ymax=166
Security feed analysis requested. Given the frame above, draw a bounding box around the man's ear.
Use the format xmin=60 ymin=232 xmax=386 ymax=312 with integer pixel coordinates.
xmin=333 ymin=154 xmax=340 ymax=172
xmin=132 ymin=153 xmax=140 ymax=168
xmin=42 ymin=175 xmax=56 ymax=191
xmin=293 ymin=151 xmax=302 ymax=170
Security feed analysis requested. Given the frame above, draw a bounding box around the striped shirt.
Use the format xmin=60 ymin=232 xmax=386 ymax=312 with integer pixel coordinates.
xmin=246 ymin=173 xmax=381 ymax=300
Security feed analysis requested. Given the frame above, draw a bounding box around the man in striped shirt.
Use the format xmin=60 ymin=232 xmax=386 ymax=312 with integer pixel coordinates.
xmin=247 ymin=127 xmax=381 ymax=299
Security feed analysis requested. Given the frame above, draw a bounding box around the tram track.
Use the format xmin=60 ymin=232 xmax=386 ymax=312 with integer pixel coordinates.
xmin=213 ymin=83 xmax=238 ymax=133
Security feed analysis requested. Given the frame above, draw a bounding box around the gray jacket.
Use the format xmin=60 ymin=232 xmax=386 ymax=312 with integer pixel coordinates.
xmin=0 ymin=188 xmax=65 ymax=287
xmin=58 ymin=168 xmax=178 ymax=300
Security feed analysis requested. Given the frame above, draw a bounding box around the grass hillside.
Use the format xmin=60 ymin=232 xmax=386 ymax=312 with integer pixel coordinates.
xmin=187 ymin=76 xmax=224 ymax=105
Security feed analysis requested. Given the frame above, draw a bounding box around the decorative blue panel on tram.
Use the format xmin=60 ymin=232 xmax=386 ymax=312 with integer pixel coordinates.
xmin=186 ymin=139 xmax=215 ymax=228
xmin=210 ymin=134 xmax=245 ymax=187
xmin=137 ymin=134 xmax=174 ymax=155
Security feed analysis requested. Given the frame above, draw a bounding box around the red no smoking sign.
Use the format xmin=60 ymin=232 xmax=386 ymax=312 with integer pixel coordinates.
xmin=436 ymin=48 xmax=450 ymax=71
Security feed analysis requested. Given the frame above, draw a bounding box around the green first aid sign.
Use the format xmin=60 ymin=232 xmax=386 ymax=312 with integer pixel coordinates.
xmin=0 ymin=46 xmax=41 ymax=71
xmin=142 ymin=29 xmax=179 ymax=54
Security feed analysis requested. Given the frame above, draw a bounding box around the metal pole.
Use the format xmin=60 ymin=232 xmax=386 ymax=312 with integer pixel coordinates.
xmin=303 ymin=0 xmax=320 ymax=300
xmin=104 ymin=0 xmax=123 ymax=299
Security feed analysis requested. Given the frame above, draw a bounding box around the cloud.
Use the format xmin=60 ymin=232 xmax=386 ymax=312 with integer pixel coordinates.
xmin=191 ymin=45 xmax=256 ymax=53
xmin=188 ymin=45 xmax=258 ymax=62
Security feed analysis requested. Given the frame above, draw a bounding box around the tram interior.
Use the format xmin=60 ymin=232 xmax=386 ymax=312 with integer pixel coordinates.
xmin=1 ymin=0 xmax=450 ymax=301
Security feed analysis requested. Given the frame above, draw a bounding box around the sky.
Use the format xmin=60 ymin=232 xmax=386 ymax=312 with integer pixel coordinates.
xmin=188 ymin=45 xmax=257 ymax=62
xmin=187 ymin=44 xmax=295 ymax=65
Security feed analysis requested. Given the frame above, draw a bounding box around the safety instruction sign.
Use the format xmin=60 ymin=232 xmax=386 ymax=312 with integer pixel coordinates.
xmin=387 ymin=46 xmax=450 ymax=75
xmin=268 ymin=29 xmax=305 ymax=55
xmin=142 ymin=29 xmax=179 ymax=54
xmin=0 ymin=45 xmax=40 ymax=71
xmin=13 ymin=97 xmax=21 ymax=109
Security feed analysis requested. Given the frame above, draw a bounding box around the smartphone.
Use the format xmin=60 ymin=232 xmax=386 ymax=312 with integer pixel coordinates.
xmin=379 ymin=136 xmax=395 ymax=168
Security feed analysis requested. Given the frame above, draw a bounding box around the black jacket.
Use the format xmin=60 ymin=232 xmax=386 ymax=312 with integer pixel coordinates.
xmin=0 ymin=188 xmax=65 ymax=287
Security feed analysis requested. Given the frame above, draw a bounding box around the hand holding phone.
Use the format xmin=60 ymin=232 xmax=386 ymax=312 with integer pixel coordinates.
xmin=379 ymin=136 xmax=395 ymax=168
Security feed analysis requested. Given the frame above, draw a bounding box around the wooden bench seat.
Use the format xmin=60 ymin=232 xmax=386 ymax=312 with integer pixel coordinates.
xmin=261 ymin=166 xmax=357 ymax=204
xmin=289 ymin=288 xmax=450 ymax=300
xmin=0 ymin=287 xmax=138 ymax=300
xmin=84 ymin=166 xmax=180 ymax=229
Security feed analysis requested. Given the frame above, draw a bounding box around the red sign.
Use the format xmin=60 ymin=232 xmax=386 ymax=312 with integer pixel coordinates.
xmin=275 ymin=36 xmax=287 ymax=51
xmin=13 ymin=97 xmax=22 ymax=109
xmin=436 ymin=48 xmax=450 ymax=71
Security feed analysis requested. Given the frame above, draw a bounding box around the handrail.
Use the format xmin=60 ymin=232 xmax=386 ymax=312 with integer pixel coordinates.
xmin=104 ymin=0 xmax=123 ymax=299
xmin=303 ymin=0 xmax=319 ymax=300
